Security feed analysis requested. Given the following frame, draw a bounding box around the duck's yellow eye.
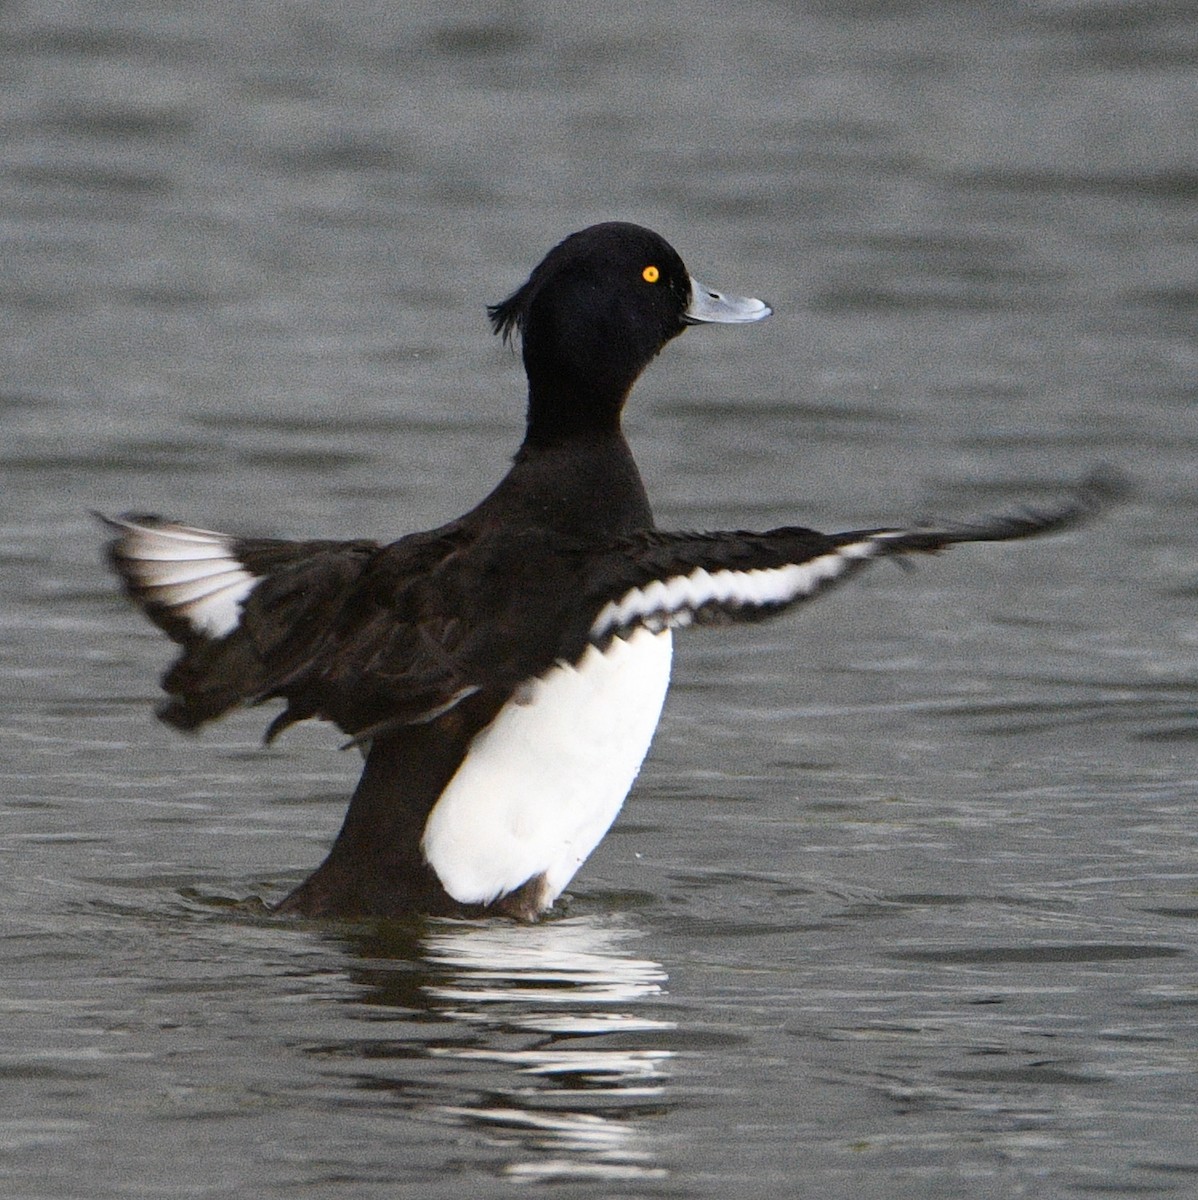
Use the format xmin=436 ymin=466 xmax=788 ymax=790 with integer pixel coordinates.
xmin=642 ymin=265 xmax=660 ymax=284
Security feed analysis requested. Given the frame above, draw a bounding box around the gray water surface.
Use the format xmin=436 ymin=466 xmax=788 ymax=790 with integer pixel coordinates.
xmin=3 ymin=2 xmax=1197 ymax=1197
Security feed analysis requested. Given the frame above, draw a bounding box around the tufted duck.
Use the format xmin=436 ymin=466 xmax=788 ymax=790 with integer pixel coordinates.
xmin=102 ymin=222 xmax=1108 ymax=919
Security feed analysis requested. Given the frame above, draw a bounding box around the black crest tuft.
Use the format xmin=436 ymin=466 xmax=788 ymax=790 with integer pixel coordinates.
xmin=487 ymin=287 xmax=527 ymax=345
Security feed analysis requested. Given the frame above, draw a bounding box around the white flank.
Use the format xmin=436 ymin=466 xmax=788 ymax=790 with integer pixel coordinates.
xmin=591 ymin=538 xmax=881 ymax=638
xmin=421 ymin=627 xmax=674 ymax=910
xmin=112 ymin=519 xmax=260 ymax=639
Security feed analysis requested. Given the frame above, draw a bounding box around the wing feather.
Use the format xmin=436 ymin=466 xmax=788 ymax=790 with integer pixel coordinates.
xmin=584 ymin=472 xmax=1117 ymax=641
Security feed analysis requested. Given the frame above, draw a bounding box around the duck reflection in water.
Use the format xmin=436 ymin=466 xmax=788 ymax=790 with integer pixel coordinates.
xmin=323 ymin=914 xmax=674 ymax=1184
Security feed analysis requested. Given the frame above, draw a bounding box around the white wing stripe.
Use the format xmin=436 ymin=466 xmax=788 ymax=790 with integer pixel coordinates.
xmin=124 ymin=557 xmax=246 ymax=587
xmin=111 ymin=519 xmax=261 ymax=639
xmin=136 ymin=568 xmax=258 ymax=608
xmin=172 ymin=577 xmax=260 ymax=638
xmin=125 ymin=522 xmax=229 ymax=545
xmin=591 ymin=537 xmax=882 ymax=637
xmin=112 ymin=523 xmax=236 ymax=559
xmin=119 ymin=543 xmax=238 ymax=563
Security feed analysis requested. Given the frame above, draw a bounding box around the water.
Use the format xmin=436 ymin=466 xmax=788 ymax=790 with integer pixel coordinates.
xmin=3 ymin=1 xmax=1197 ymax=1196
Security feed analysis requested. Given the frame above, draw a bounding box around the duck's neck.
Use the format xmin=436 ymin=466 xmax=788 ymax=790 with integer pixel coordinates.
xmin=487 ymin=421 xmax=654 ymax=538
xmin=522 ymin=371 xmax=632 ymax=447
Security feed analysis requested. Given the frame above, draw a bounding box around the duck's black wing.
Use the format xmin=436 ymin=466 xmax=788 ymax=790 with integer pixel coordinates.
xmin=101 ymin=514 xmax=600 ymax=743
xmin=103 ymin=514 xmax=494 ymax=737
xmin=579 ymin=473 xmax=1116 ymax=645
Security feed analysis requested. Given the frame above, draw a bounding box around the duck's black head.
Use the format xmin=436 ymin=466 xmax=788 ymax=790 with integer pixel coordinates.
xmin=489 ymin=222 xmax=770 ymax=444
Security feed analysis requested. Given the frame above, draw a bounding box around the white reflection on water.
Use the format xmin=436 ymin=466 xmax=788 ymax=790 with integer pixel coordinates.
xmin=423 ymin=914 xmax=670 ymax=1006
xmin=420 ymin=915 xmax=675 ymax=1182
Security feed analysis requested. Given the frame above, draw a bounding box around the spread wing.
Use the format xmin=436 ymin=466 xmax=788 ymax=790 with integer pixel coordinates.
xmin=578 ymin=472 xmax=1116 ymax=644
xmin=101 ymin=514 xmax=594 ymax=742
